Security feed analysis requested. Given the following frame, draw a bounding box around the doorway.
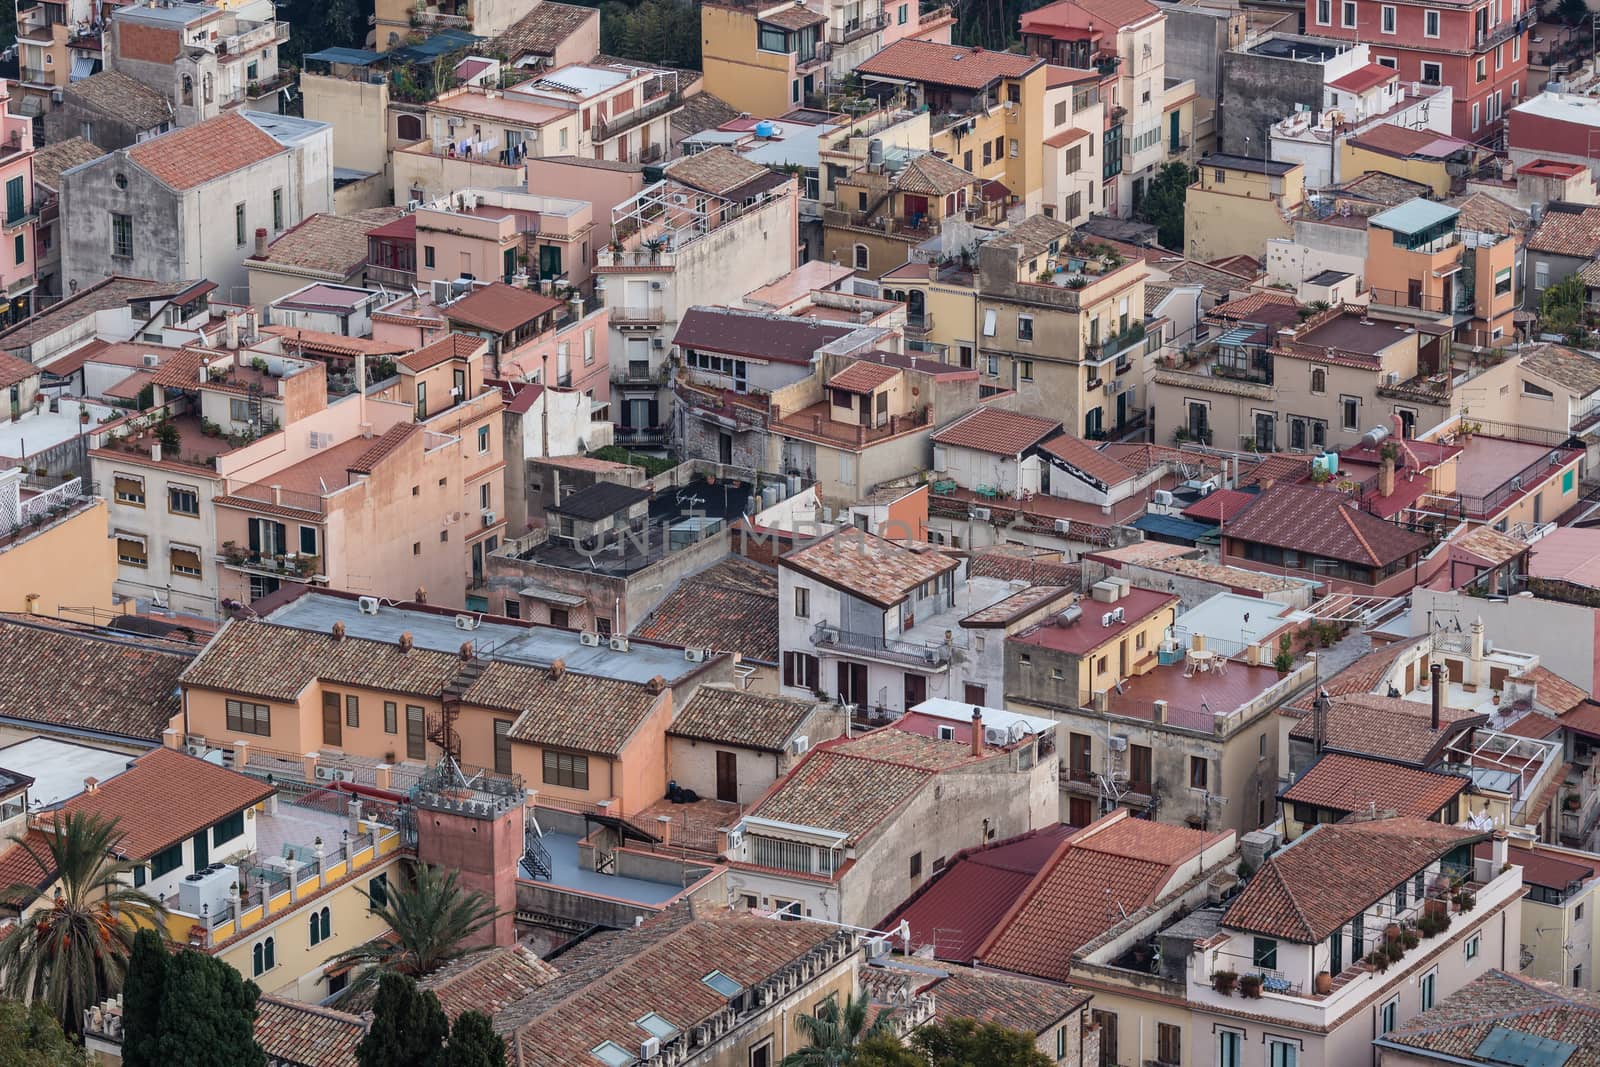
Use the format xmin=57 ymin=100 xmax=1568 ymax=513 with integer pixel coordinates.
xmin=715 ymin=750 xmax=738 ymax=803
xmin=837 ymin=661 xmax=868 ymax=705
xmin=904 ymin=672 xmax=927 ymax=710
xmin=322 ymin=692 xmax=342 ymax=746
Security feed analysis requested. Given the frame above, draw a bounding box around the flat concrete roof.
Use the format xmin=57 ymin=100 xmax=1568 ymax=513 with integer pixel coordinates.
xmin=0 ymin=737 xmax=135 ymax=809
xmin=1173 ymin=591 xmax=1311 ymax=650
xmin=265 ymin=592 xmax=700 ymax=684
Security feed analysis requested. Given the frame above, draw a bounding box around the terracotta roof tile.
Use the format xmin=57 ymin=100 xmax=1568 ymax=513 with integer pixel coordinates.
xmin=664 ymin=146 xmax=769 ymax=196
xmin=0 ymin=830 xmax=58 ymax=901
xmin=827 ymin=361 xmax=899 ymax=393
xmin=347 ymin=423 xmax=420 ymax=474
xmin=419 ymin=945 xmax=557 ymax=1020
xmin=445 ymin=283 xmax=562 ymax=335
xmin=0 ymin=350 xmax=38 ymax=390
xmin=965 ymin=546 xmax=1081 ymax=587
xmin=0 ymin=277 xmax=183 ymax=356
xmin=1380 ymin=969 xmax=1600 ymax=1064
xmin=673 ymin=307 xmax=852 ymax=365
xmin=781 ymin=529 xmax=958 ymax=608
xmin=125 ymin=113 xmax=285 ymax=191
xmin=264 ymin=327 xmax=410 ymax=359
xmin=487 ymin=1 xmax=595 ymax=59
xmin=0 ymin=616 xmax=194 ymax=741
xmin=399 ymin=332 xmax=485 ymax=372
xmin=1348 ymin=123 xmax=1447 ymax=158
xmin=856 ymin=40 xmax=1043 ymax=91
xmin=922 ymin=966 xmax=1093 ymax=1033
xmin=637 ymin=556 xmax=779 ymax=663
xmin=1022 ymin=0 xmax=1161 ymax=33
xmin=32 ymin=137 xmax=104 ymax=191
xmin=895 ymin=153 xmax=978 ymax=196
xmin=1222 ymin=483 xmax=1431 ymax=566
xmin=1226 ymin=817 xmax=1481 ymax=942
xmin=1180 ymin=488 xmax=1259 ymax=523
xmin=480 ymin=661 xmax=664 ymax=755
xmin=254 ymin=998 xmax=367 ymax=1067
xmin=931 ymin=407 xmax=1059 ymax=455
xmin=1528 ymin=204 xmax=1600 ymax=258
xmin=253 ymin=209 xmax=405 ymax=277
xmin=1521 ymin=342 xmax=1600 ymax=397
xmin=1040 ymin=434 xmax=1137 ymax=487
xmin=668 ymin=686 xmax=818 ymax=752
xmin=977 ymin=813 xmax=1227 ymax=981
xmin=63 ymin=71 xmax=174 ymax=131
xmin=1287 ymin=693 xmax=1482 ymax=764
xmin=1281 ymin=753 xmax=1467 ymax=818
xmin=748 ymin=748 xmax=932 ymax=841
xmin=1512 ymin=665 xmax=1589 ymax=714
xmin=56 ymin=748 xmax=273 ymax=861
xmin=1206 ymin=290 xmax=1299 ymax=324
xmin=961 ymin=585 xmax=1072 ymax=627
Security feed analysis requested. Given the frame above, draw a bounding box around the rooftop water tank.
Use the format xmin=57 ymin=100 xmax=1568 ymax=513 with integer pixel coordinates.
xmin=755 ymin=120 xmax=776 ymax=138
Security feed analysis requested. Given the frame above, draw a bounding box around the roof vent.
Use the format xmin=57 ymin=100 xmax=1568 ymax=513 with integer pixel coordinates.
xmin=398 ymin=631 xmax=413 ymax=653
xmin=331 ymin=621 xmax=346 ymax=641
xmin=549 ymin=658 xmax=566 ymax=681
xmin=646 ymin=674 xmax=667 ymax=695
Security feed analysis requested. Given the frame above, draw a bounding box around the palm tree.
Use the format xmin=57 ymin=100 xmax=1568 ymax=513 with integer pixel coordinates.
xmin=0 ymin=812 xmax=168 ymax=1035
xmin=330 ymin=862 xmax=498 ymax=1006
xmin=780 ymin=991 xmax=895 ymax=1067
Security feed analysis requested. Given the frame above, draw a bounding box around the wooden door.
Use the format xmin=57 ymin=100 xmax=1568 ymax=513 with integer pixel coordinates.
xmin=322 ymin=692 xmax=342 ymax=746
xmin=715 ymin=750 xmax=738 ymax=804
xmin=963 ymin=683 xmax=986 ymax=705
xmin=1069 ymin=796 xmax=1094 ymax=827
xmin=904 ymin=672 xmax=927 ymax=710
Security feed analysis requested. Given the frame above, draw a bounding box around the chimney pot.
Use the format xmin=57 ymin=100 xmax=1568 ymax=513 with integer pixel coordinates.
xmin=1430 ymin=662 xmax=1445 ymax=729
xmin=398 ymin=631 xmax=414 ymax=653
xmin=1152 ymin=699 xmax=1167 ymax=724
xmin=646 ymin=674 xmax=667 ymax=695
xmin=253 ymin=227 xmax=268 ymax=257
xmin=84 ymin=776 xmax=99 ymax=793
xmin=414 ymin=586 xmax=427 ymax=604
xmin=970 ymin=706 xmax=983 ymax=756
xmin=549 ymin=657 xmax=566 ymax=680
xmin=331 ymin=621 xmax=345 ymax=641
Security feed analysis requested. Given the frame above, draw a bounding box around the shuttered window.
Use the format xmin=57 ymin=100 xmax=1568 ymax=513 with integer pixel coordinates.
xmin=117 ymin=536 xmax=147 ymax=567
xmin=114 ymin=475 xmax=145 ymax=506
xmin=170 ymin=547 xmax=202 ymax=577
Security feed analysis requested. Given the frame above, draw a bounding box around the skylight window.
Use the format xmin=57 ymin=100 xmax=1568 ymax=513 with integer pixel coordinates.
xmin=701 ymin=970 xmax=742 ymax=997
xmin=636 ymin=1013 xmax=678 ymax=1040
xmin=591 ymin=1041 xmax=634 ymax=1067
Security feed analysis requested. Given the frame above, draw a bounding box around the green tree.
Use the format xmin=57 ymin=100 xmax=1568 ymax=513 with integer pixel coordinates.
xmin=855 ymin=1033 xmax=924 ymax=1067
xmin=0 ymin=999 xmax=89 ymax=1067
xmin=152 ymin=950 xmax=265 ymax=1067
xmin=444 ymin=1010 xmax=507 ymax=1067
xmin=1540 ymin=272 xmax=1588 ymax=344
xmin=330 ymin=863 xmax=497 ymax=1005
xmin=120 ymin=929 xmax=169 ymax=1067
xmin=1559 ymin=0 xmax=1589 ymax=26
xmin=913 ymin=1017 xmax=1054 ymax=1066
xmin=780 ymin=992 xmax=896 ymax=1067
xmin=357 ymin=972 xmax=449 ymax=1067
xmin=1136 ymin=162 xmax=1197 ymax=251
xmin=0 ymin=812 xmax=168 ymax=1034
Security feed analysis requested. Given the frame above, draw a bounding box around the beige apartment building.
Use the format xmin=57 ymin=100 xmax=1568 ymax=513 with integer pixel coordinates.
xmin=1186 ymin=154 xmax=1307 ymax=263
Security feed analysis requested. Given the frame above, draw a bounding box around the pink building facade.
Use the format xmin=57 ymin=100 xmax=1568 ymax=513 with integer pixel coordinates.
xmin=0 ymin=82 xmax=37 ymax=326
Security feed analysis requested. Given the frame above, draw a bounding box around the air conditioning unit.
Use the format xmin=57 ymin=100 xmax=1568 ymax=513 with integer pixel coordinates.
xmin=447 ymin=116 xmax=464 ymax=129
xmin=1102 ymin=611 xmax=1114 ymax=627
xmin=1386 ymin=371 xmax=1400 ymax=386
xmin=358 ymin=596 xmax=381 ymax=615
xmin=1112 ymin=607 xmax=1125 ymax=623
xmin=684 ymin=647 xmax=706 ymax=662
xmin=1108 ymin=734 xmax=1129 ymax=752
xmin=724 ymin=827 xmax=743 ymax=849
xmin=1054 ymin=518 xmax=1072 ymax=533
xmin=482 ymin=510 xmax=497 ymax=527
xmin=1511 ymin=475 xmax=1522 ymax=489
xmin=407 ymin=199 xmax=421 ymax=212
xmin=650 ymin=281 xmax=663 ymax=291
xmin=580 ymin=631 xmax=601 ymax=646
xmin=651 ymin=338 xmax=665 ymax=349
xmin=430 ymin=279 xmax=452 ymax=304
xmin=1153 ymin=489 xmax=1175 ymax=507
xmin=791 ymin=735 xmax=810 ymax=755
xmin=865 ymin=935 xmax=891 ymax=958
xmin=314 ymin=765 xmax=353 ymax=782
xmin=454 ymin=614 xmax=479 ymax=631
xmin=610 ymin=635 xmax=631 ymax=652
xmin=1106 ymin=379 xmax=1122 ymax=395
xmin=142 ymin=353 xmax=160 ymax=367
xmin=639 ymin=1037 xmax=661 ymax=1060
xmin=970 ymin=506 xmax=991 ymax=521
xmin=984 ymin=725 xmax=1009 ymax=745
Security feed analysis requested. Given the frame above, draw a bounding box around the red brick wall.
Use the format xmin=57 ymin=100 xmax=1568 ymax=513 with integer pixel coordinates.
xmin=117 ymin=23 xmax=182 ymax=65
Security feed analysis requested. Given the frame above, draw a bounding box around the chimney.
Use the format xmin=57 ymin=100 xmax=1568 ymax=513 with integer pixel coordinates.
xmin=646 ymin=674 xmax=667 ymax=695
xmin=331 ymin=621 xmax=346 ymax=641
xmin=1491 ymin=829 xmax=1509 ymax=871
xmin=459 ymin=640 xmax=473 ymax=661
xmin=1470 ymin=616 xmax=1485 ymax=664
xmin=1152 ymin=699 xmax=1167 ymax=725
xmin=414 ymin=586 xmax=427 ymax=604
xmin=1379 ymin=452 xmax=1395 ymax=497
xmin=83 ymin=776 xmax=99 ymax=793
xmin=150 ymin=442 xmax=161 ymax=463
xmin=1430 ymin=662 xmax=1444 ymax=729
xmin=970 ymin=706 xmax=984 ymax=756
xmin=1391 ymin=412 xmax=1405 ymax=440
xmin=549 ymin=658 xmax=566 ymax=681
xmin=270 ymin=484 xmax=282 ymax=505
xmin=398 ymin=631 xmax=414 ymax=653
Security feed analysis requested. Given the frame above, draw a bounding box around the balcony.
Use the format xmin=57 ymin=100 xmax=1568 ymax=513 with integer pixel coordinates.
xmin=829 ymin=12 xmax=887 ymax=45
xmin=610 ymin=305 xmax=665 ymax=326
xmin=594 ymin=90 xmax=683 ymax=144
xmin=1475 ymin=14 xmax=1531 ymax=52
xmin=217 ymin=544 xmax=325 ymax=582
xmin=1369 ymin=287 xmax=1471 ymax=317
xmin=812 ymin=622 xmax=951 ymax=669
xmin=905 ymin=311 xmax=934 ymax=335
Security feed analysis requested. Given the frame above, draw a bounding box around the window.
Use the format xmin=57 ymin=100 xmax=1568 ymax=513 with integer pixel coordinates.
xmin=151 ymin=843 xmax=184 ymax=878
xmin=384 ymin=701 xmax=397 ymax=734
xmin=794 ymin=587 xmax=810 ymax=618
xmin=1017 ymin=315 xmax=1034 ymax=342
xmin=11 ymin=233 xmax=20 ymax=266
xmin=1017 ymin=360 xmax=1034 ymax=383
xmin=1381 ymin=4 xmax=1395 ymax=31
xmin=1476 ymin=56 xmax=1487 ymax=82
xmin=1315 ymin=0 xmax=1330 ymax=23
xmin=898 ymin=3 xmax=908 ymax=23
xmin=1420 ymin=967 xmax=1437 ymax=1010
xmin=423 ymin=245 xmax=436 ymax=270
xmin=211 ymin=811 xmax=244 ymax=846
xmin=543 ymin=750 xmax=589 ymax=789
xmin=1380 ymin=996 xmax=1399 ymax=1033
xmin=405 ymin=704 xmax=425 ymax=760
xmin=751 ymin=1038 xmax=774 ymax=1067
xmin=494 ymin=719 xmax=513 ymax=775
xmin=1496 ymin=43 xmax=1504 ymax=70
xmin=1253 ymin=937 xmax=1278 ymax=970
xmin=1190 ymin=756 xmax=1208 ymax=790
xmin=1157 ymin=1023 xmax=1181 ymax=1065
xmin=169 ymin=546 xmax=202 ymax=578
xmin=1535 ymin=262 xmax=1550 ymax=291
xmin=1056 ymin=1027 xmax=1068 ymax=1059
xmin=783 ymin=651 xmax=819 ymax=690
xmin=1513 ymin=35 xmax=1520 ymax=61
xmin=1421 ymin=61 xmax=1442 ymax=85
xmin=1217 ymin=1029 xmax=1243 ymax=1067
xmin=1472 ymin=102 xmax=1481 ymax=131
xmin=156 ymin=482 xmax=200 ymax=518
xmin=853 ymin=244 xmax=868 ymax=270
xmin=235 ymin=203 xmax=246 ymax=247
xmin=1342 ymin=0 xmax=1357 ymax=24
xmin=1268 ymin=1039 xmax=1298 ymax=1067
xmin=1376 ymin=55 xmax=1396 ymax=68
xmin=111 ymin=213 xmax=133 ymax=258
xmin=909 ymin=852 xmax=922 ymax=878
xmin=272 ymin=188 xmax=283 ymax=231
xmin=368 ymin=873 xmax=388 ymax=911
xmin=252 ymin=936 xmax=275 ymax=976
xmin=1425 ymin=9 xmax=1440 ymax=35
xmin=1311 ymin=368 xmax=1326 ymax=394
xmin=345 ymin=694 xmax=360 ymax=728
xmin=308 ymin=906 xmax=330 ymax=946
xmin=1341 ymin=395 xmax=1360 ymax=431
xmin=226 ymin=699 xmax=271 ymax=736
xmin=1395 ymin=879 xmax=1409 ymax=910
xmin=1466 ymin=933 xmax=1481 ymax=961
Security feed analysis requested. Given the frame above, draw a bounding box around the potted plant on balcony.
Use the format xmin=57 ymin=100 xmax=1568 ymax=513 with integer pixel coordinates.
xmin=1314 ymin=970 xmax=1333 ymax=995
xmin=1239 ymin=974 xmax=1263 ymax=999
xmin=1366 ymin=949 xmax=1390 ymax=974
xmin=1401 ymin=926 xmax=1420 ymax=950
xmin=1386 ymin=939 xmax=1405 ymax=964
xmin=1455 ymin=889 xmax=1476 ymax=912
xmin=1212 ymin=970 xmax=1238 ymax=995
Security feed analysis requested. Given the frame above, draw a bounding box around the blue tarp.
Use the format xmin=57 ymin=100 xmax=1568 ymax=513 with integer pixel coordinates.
xmin=1131 ymin=513 xmax=1219 ymax=545
xmin=389 ymin=29 xmax=481 ymax=64
xmin=303 ymin=47 xmax=383 ymax=67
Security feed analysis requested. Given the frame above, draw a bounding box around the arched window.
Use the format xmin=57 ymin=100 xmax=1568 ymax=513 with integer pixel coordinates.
xmin=253 ymin=936 xmax=275 ymax=976
xmin=396 ymin=114 xmax=422 ymax=142
xmin=309 ymin=911 xmax=321 ymax=946
xmin=1310 ymin=368 xmax=1326 ymax=395
xmin=319 ymin=907 xmax=331 ymax=942
xmin=181 ymin=74 xmax=193 ymax=106
xmin=853 ymin=244 xmax=869 ymax=270
xmin=203 ymin=73 xmax=213 ymax=104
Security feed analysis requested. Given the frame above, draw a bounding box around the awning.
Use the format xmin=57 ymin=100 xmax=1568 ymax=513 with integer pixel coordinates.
xmin=518 ymin=584 xmax=586 ymax=607
xmin=1215 ymin=326 xmax=1258 ymax=348
xmin=69 ymin=57 xmax=97 ymax=82
xmin=113 ymin=531 xmax=147 ymax=549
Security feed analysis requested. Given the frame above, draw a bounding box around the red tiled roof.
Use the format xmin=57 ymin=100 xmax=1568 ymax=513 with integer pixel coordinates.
xmin=419 ymin=945 xmax=557 ymax=1020
xmin=1039 ymin=434 xmax=1136 ymax=487
xmin=966 ymin=546 xmax=1081 ymax=587
xmin=782 ymin=529 xmax=959 ymax=608
xmin=1287 ymin=693 xmax=1482 ymax=765
xmin=637 ymin=556 xmax=778 ymax=664
xmin=976 ymin=813 xmax=1227 ymax=981
xmin=1222 ymin=483 xmax=1431 ymax=566
xmin=0 ymin=830 xmax=58 ymax=901
xmin=674 ymin=307 xmax=852 ymax=365
xmin=1380 ymin=969 xmax=1600 ymax=1063
xmin=1513 ymin=666 xmax=1589 ymax=715
xmin=399 ymin=332 xmax=484 ymax=372
xmin=1043 ymin=126 xmax=1093 ymax=148
xmin=1010 ymin=587 xmax=1176 ymax=656
xmin=931 ymin=407 xmax=1059 ymax=455
xmin=1235 ymin=453 xmax=1313 ymax=489
xmin=827 ymin=361 xmax=899 ymax=393
xmin=1558 ymin=702 xmax=1600 ymax=741
xmin=0 ymin=351 xmax=37 ymax=390
xmin=1181 ymin=488 xmax=1258 ymax=523
xmin=444 ymin=283 xmax=562 ymax=334
xmin=1349 ymin=123 xmax=1452 ymax=158
xmin=1022 ymin=0 xmax=1161 ymax=34
xmin=884 ymin=825 xmax=1078 ymax=963
xmin=347 ymin=423 xmax=420 ymax=474
xmin=1206 ymin=290 xmax=1299 ymax=324
xmin=254 ymin=998 xmax=368 ymax=1067
xmin=56 ymin=748 xmax=273 ymax=861
xmin=1329 ymin=62 xmax=1398 ymax=94
xmin=1281 ymin=753 xmax=1467 ymax=818
xmin=668 ymin=686 xmax=816 ymax=752
xmin=856 ymin=40 xmax=1043 ymax=90
xmin=1225 ymin=817 xmax=1480 ymax=942
xmin=1528 ymin=204 xmax=1600 ymax=258
xmin=126 ymin=113 xmax=285 ymax=190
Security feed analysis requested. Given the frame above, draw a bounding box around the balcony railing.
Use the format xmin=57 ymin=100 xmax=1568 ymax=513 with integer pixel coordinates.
xmin=594 ymin=90 xmax=683 ymax=144
xmin=812 ymin=622 xmax=951 ymax=668
xmin=1368 ymin=287 xmax=1470 ymax=316
xmin=610 ymin=305 xmax=665 ymax=325
xmin=1475 ymin=14 xmax=1531 ymax=52
xmin=906 ymin=312 xmax=934 ymax=335
xmin=829 ymin=12 xmax=887 ymax=44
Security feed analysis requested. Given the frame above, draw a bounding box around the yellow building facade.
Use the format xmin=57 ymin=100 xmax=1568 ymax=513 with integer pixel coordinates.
xmin=0 ymin=478 xmax=118 ymax=618
xmin=1184 ymin=155 xmax=1306 ymax=263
